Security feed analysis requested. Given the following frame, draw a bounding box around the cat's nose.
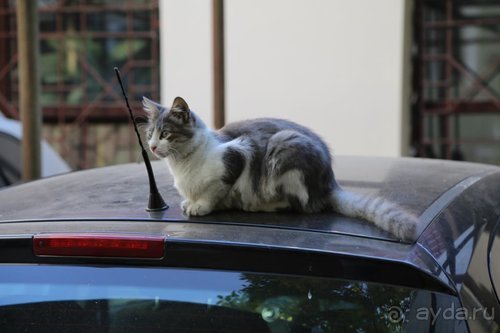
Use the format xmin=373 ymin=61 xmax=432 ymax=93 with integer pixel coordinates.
xmin=151 ymin=145 xmax=157 ymax=152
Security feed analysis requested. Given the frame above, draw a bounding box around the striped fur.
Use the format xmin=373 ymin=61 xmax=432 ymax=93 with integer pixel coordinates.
xmin=143 ymin=96 xmax=418 ymax=241
xmin=331 ymin=189 xmax=418 ymax=241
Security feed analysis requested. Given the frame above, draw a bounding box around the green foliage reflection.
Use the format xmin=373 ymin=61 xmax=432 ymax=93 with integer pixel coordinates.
xmin=218 ymin=274 xmax=412 ymax=332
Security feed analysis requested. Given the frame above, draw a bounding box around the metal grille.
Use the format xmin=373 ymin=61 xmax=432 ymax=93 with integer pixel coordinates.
xmin=0 ymin=0 xmax=160 ymax=169
xmin=413 ymin=0 xmax=500 ymax=164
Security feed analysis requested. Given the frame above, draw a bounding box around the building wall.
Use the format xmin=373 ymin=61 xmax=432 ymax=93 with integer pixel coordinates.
xmin=159 ymin=0 xmax=213 ymax=124
xmin=160 ymin=0 xmax=411 ymax=156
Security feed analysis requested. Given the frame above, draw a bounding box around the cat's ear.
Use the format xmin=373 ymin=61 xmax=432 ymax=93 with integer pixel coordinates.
xmin=142 ymin=96 xmax=162 ymax=119
xmin=170 ymin=97 xmax=191 ymax=123
xmin=171 ymin=97 xmax=190 ymax=113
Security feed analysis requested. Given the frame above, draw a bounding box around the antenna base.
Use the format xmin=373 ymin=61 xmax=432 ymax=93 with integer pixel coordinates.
xmin=146 ymin=192 xmax=168 ymax=212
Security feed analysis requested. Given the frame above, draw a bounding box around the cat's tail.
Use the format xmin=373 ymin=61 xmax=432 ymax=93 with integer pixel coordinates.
xmin=330 ymin=187 xmax=419 ymax=242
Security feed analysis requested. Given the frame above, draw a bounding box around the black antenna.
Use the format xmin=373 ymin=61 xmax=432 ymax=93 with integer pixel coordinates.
xmin=114 ymin=67 xmax=168 ymax=212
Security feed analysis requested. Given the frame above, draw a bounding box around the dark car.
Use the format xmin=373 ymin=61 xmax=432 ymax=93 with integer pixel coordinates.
xmin=0 ymin=156 xmax=498 ymax=333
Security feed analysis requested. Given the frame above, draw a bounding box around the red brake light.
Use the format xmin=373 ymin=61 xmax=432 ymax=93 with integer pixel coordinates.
xmin=33 ymin=233 xmax=165 ymax=259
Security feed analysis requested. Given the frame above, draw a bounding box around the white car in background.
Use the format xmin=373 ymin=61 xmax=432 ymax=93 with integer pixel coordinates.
xmin=0 ymin=112 xmax=71 ymax=187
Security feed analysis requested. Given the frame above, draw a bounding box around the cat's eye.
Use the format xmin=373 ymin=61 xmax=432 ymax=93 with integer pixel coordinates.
xmin=160 ymin=131 xmax=168 ymax=140
xmin=158 ymin=130 xmax=179 ymax=141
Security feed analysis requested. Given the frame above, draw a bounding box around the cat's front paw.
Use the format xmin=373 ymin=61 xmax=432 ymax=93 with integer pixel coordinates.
xmin=181 ymin=200 xmax=191 ymax=213
xmin=182 ymin=200 xmax=212 ymax=216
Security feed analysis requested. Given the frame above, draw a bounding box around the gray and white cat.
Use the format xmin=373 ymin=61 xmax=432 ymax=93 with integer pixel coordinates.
xmin=143 ymin=96 xmax=418 ymax=241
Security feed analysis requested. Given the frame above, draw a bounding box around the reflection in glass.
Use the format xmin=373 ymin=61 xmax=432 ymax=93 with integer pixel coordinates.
xmin=0 ymin=265 xmax=459 ymax=333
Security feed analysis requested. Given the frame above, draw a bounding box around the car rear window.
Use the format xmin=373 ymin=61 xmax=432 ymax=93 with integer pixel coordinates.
xmin=0 ymin=265 xmax=466 ymax=333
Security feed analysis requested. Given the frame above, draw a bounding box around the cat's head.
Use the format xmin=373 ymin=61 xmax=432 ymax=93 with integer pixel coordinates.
xmin=142 ymin=96 xmax=206 ymax=159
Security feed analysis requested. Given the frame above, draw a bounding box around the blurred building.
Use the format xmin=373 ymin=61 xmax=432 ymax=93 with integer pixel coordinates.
xmin=0 ymin=0 xmax=159 ymax=169
xmin=413 ymin=0 xmax=500 ymax=164
xmin=162 ymin=0 xmax=500 ymax=164
xmin=0 ymin=0 xmax=499 ymax=169
xmin=162 ymin=0 xmax=412 ymax=158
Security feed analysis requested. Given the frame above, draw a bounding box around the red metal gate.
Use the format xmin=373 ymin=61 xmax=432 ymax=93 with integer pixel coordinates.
xmin=413 ymin=0 xmax=500 ymax=163
xmin=0 ymin=0 xmax=160 ymax=169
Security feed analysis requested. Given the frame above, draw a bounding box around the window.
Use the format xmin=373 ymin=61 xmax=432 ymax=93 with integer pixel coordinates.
xmin=0 ymin=1 xmax=160 ymax=169
xmin=413 ymin=0 xmax=500 ymax=164
xmin=0 ymin=265 xmax=465 ymax=333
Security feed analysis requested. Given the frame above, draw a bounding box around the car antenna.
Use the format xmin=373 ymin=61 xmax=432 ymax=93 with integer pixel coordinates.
xmin=114 ymin=67 xmax=168 ymax=212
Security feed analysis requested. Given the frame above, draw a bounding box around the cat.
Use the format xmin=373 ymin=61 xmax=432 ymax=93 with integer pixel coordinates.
xmin=143 ymin=96 xmax=418 ymax=241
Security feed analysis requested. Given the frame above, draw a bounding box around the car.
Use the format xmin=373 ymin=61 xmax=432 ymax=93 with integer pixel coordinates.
xmin=0 ymin=156 xmax=498 ymax=333
xmin=0 ymin=112 xmax=71 ymax=187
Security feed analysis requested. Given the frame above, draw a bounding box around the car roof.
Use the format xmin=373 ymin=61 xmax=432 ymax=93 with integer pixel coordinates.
xmin=0 ymin=155 xmax=497 ymax=245
xmin=2 ymin=155 xmax=498 ymax=295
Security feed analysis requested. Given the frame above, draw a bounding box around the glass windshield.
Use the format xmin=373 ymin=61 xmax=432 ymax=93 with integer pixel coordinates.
xmin=0 ymin=265 xmax=463 ymax=333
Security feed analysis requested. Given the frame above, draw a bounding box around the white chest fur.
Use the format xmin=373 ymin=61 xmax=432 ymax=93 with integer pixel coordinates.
xmin=166 ymin=142 xmax=226 ymax=202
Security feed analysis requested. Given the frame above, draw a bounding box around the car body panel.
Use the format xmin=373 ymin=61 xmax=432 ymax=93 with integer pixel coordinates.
xmin=1 ymin=156 xmax=499 ymax=330
xmin=0 ymin=156 xmax=497 ymax=241
xmin=417 ymin=171 xmax=500 ymax=332
xmin=490 ymin=219 xmax=500 ymax=305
